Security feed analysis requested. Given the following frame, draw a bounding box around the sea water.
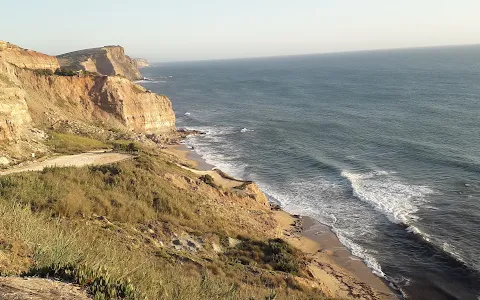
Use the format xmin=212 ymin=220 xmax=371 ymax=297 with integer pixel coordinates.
xmin=139 ymin=45 xmax=480 ymax=300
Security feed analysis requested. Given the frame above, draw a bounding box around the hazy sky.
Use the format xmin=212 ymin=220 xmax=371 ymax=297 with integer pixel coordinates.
xmin=1 ymin=0 xmax=479 ymax=62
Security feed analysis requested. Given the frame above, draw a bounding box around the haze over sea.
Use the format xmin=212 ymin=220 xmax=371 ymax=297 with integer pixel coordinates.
xmin=139 ymin=45 xmax=480 ymax=300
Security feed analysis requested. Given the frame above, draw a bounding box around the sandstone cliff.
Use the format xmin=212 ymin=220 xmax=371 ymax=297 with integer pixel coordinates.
xmin=133 ymin=58 xmax=149 ymax=68
xmin=0 ymin=42 xmax=175 ymax=160
xmin=57 ymin=46 xmax=142 ymax=80
xmin=0 ymin=41 xmax=59 ymax=71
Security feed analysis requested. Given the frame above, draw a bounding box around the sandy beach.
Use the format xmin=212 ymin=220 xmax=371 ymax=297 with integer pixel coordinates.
xmin=164 ymin=143 xmax=398 ymax=299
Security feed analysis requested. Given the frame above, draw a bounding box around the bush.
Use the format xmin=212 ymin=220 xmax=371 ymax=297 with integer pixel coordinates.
xmin=54 ymin=68 xmax=77 ymax=76
xmin=111 ymin=140 xmax=140 ymax=153
xmin=33 ymin=69 xmax=54 ymax=76
xmin=226 ymin=237 xmax=302 ymax=275
xmin=199 ymin=174 xmax=216 ymax=187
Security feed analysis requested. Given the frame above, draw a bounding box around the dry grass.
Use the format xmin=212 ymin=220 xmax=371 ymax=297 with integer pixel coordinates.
xmin=46 ymin=132 xmax=109 ymax=154
xmin=0 ymin=141 xmax=337 ymax=299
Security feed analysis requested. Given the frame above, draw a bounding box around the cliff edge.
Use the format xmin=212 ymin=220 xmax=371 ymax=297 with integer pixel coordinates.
xmin=57 ymin=46 xmax=142 ymax=80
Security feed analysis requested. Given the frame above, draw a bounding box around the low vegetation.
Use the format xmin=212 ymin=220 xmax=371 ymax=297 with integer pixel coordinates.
xmin=0 ymin=134 xmax=335 ymax=299
xmin=46 ymin=132 xmax=109 ymax=154
xmin=225 ymin=238 xmax=304 ymax=275
xmin=54 ymin=68 xmax=77 ymax=76
xmin=111 ymin=140 xmax=140 ymax=153
xmin=33 ymin=69 xmax=54 ymax=76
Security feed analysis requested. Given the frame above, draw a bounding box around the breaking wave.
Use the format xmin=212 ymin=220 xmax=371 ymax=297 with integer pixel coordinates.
xmin=341 ymin=170 xmax=433 ymax=224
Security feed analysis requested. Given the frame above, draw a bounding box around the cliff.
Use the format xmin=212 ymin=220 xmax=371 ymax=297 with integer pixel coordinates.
xmin=0 ymin=84 xmax=31 ymax=142
xmin=133 ymin=58 xmax=149 ymax=68
xmin=0 ymin=42 xmax=175 ymax=159
xmin=0 ymin=41 xmax=59 ymax=71
xmin=57 ymin=46 xmax=142 ymax=80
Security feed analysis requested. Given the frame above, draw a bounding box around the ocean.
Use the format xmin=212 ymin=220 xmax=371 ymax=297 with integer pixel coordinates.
xmin=139 ymin=45 xmax=480 ymax=300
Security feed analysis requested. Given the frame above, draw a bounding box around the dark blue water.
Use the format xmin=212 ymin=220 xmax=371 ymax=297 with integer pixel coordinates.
xmin=139 ymin=45 xmax=480 ymax=300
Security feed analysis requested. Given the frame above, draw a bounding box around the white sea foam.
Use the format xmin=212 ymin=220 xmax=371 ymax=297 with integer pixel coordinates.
xmin=257 ymin=177 xmax=388 ymax=279
xmin=341 ymin=170 xmax=433 ymax=224
xmin=182 ymin=126 xmax=247 ymax=178
xmin=406 ymin=225 xmax=432 ymax=242
xmin=335 ymin=231 xmax=386 ymax=278
xmin=441 ymin=242 xmax=467 ymax=265
xmin=135 ymin=79 xmax=163 ymax=84
xmin=181 ymin=133 xmax=441 ymax=284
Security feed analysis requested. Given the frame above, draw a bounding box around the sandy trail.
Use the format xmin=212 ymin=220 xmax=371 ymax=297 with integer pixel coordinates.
xmin=0 ymin=150 xmax=133 ymax=176
xmin=0 ymin=277 xmax=91 ymax=300
xmin=178 ymin=164 xmax=245 ymax=189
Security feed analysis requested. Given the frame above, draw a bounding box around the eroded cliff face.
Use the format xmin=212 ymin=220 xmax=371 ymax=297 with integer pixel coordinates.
xmin=0 ymin=54 xmax=33 ymax=143
xmin=0 ymin=41 xmax=59 ymax=72
xmin=91 ymin=76 xmax=175 ymax=133
xmin=0 ymin=85 xmax=31 ymax=142
xmin=57 ymin=46 xmax=142 ymax=80
xmin=0 ymin=42 xmax=175 ymax=159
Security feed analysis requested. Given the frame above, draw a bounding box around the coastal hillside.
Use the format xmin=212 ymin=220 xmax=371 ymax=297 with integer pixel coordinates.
xmin=0 ymin=41 xmax=175 ymax=163
xmin=0 ymin=42 xmax=394 ymax=299
xmin=57 ymin=46 xmax=142 ymax=80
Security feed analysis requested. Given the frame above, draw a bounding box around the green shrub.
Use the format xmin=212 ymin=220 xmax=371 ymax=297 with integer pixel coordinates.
xmin=226 ymin=238 xmax=302 ymax=275
xmin=111 ymin=140 xmax=140 ymax=153
xmin=199 ymin=174 xmax=216 ymax=187
xmin=33 ymin=69 xmax=54 ymax=76
xmin=54 ymin=68 xmax=77 ymax=76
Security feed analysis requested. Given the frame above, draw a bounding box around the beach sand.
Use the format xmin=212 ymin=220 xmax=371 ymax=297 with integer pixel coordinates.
xmin=273 ymin=210 xmax=397 ymax=299
xmin=164 ymin=144 xmax=397 ymax=299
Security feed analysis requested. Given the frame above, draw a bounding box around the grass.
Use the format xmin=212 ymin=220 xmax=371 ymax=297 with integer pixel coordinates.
xmin=46 ymin=132 xmax=109 ymax=154
xmin=0 ymin=139 xmax=337 ymax=299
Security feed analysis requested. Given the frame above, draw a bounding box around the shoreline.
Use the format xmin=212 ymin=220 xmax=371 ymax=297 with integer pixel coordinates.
xmin=164 ymin=142 xmax=398 ymax=299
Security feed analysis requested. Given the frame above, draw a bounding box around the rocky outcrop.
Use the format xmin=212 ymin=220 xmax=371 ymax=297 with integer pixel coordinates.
xmin=57 ymin=46 xmax=142 ymax=80
xmin=0 ymin=55 xmax=32 ymax=142
xmin=0 ymin=41 xmax=59 ymax=71
xmin=133 ymin=58 xmax=149 ymax=68
xmin=90 ymin=76 xmax=175 ymax=133
xmin=0 ymin=86 xmax=31 ymax=142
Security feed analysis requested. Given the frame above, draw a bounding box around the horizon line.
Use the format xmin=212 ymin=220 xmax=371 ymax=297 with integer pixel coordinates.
xmin=150 ymin=42 xmax=480 ymax=64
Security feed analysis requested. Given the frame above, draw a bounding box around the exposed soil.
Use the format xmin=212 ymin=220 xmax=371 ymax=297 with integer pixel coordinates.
xmin=0 ymin=150 xmax=133 ymax=176
xmin=0 ymin=277 xmax=91 ymax=300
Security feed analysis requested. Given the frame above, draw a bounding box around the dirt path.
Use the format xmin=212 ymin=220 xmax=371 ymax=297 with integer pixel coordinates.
xmin=0 ymin=150 xmax=133 ymax=176
xmin=0 ymin=277 xmax=91 ymax=300
xmin=178 ymin=164 xmax=245 ymax=189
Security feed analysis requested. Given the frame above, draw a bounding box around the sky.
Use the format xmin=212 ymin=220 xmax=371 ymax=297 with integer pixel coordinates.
xmin=1 ymin=0 xmax=480 ymax=62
